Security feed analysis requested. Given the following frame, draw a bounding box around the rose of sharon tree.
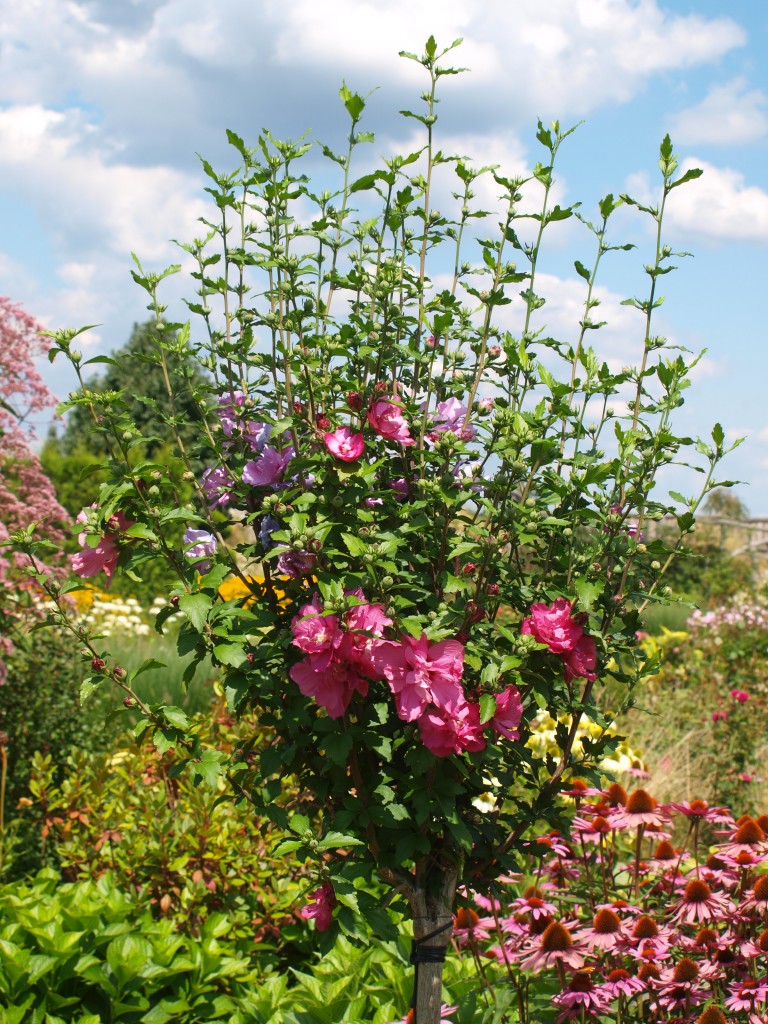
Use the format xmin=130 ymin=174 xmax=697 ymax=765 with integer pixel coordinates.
xmin=24 ymin=38 xmax=738 ymax=1022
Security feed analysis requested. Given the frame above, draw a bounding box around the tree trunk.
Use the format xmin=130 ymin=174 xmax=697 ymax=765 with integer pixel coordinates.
xmin=407 ymin=853 xmax=458 ymax=1024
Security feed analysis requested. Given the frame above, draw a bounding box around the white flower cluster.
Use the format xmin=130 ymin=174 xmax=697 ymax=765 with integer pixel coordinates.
xmin=79 ymin=593 xmax=152 ymax=637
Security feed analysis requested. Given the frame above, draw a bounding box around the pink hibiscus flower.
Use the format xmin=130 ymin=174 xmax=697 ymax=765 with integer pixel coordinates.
xmin=323 ymin=426 xmax=364 ymax=461
xmin=371 ymin=634 xmax=465 ymax=722
xmin=521 ymin=597 xmax=582 ymax=654
xmin=491 ymin=684 xmax=523 ymax=740
xmin=299 ymin=881 xmax=337 ymax=931
xmin=418 ymin=699 xmax=487 ymax=757
xmin=368 ymin=397 xmax=414 ymax=446
xmin=242 ymin=445 xmax=293 ymax=486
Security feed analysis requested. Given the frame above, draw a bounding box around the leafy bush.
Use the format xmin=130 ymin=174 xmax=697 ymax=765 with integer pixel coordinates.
xmin=0 ymin=869 xmax=265 ymax=1023
xmin=21 ymin=34 xmax=737 ymax=1021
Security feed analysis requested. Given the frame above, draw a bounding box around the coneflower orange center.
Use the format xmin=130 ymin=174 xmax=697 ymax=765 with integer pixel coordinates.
xmin=638 ymin=963 xmax=660 ymax=982
xmin=591 ymin=815 xmax=611 ymax=832
xmin=608 ymin=969 xmax=630 ymax=983
xmin=694 ymin=927 xmax=717 ymax=946
xmin=523 ymin=885 xmax=542 ymax=899
xmin=541 ymin=921 xmax=573 ymax=951
xmin=734 ymin=818 xmax=765 ymax=844
xmin=632 ymin=915 xmax=659 ymax=938
xmin=455 ymin=907 xmax=479 ymax=929
xmin=684 ymin=878 xmax=712 ymax=903
xmin=569 ymin=972 xmax=593 ymax=993
xmin=606 ymin=782 xmax=628 ymax=806
xmin=706 ymin=854 xmax=725 ymax=870
xmin=758 ymin=928 xmax=768 ymax=952
xmin=626 ymin=788 xmax=656 ymax=814
xmin=654 ymin=840 xmax=675 ymax=860
xmin=688 ymin=799 xmax=709 ymax=816
xmin=754 ymin=876 xmax=768 ymax=901
xmin=593 ymin=908 xmax=621 ymax=933
xmin=756 ymin=814 xmax=768 ymax=834
xmin=526 ymin=896 xmax=545 ymax=909
xmin=672 ymin=957 xmax=699 ymax=983
xmin=696 ymin=1007 xmax=727 ymax=1024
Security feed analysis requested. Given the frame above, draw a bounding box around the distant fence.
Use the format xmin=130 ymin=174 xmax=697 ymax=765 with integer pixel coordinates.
xmin=640 ymin=516 xmax=768 ymax=558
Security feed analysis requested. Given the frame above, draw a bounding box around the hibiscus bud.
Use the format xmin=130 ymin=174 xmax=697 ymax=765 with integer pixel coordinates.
xmin=465 ymin=600 xmax=485 ymax=623
xmin=489 ymin=345 xmax=501 ymax=357
xmin=456 ymin=630 xmax=470 ymax=644
xmin=122 ymin=695 xmax=134 ymax=707
xmin=293 ymin=401 xmax=305 ymax=415
xmin=170 ymin=595 xmax=180 ymax=607
xmin=182 ymin=470 xmax=194 ymax=480
xmin=374 ymin=381 xmax=387 ymax=393
xmin=114 ymin=666 xmax=125 ymax=678
xmin=91 ymin=657 xmax=106 ymax=672
xmin=346 ymin=390 xmax=363 ymax=411
xmin=246 ymin=652 xmax=255 ymax=664
xmin=159 ymin=894 xmax=172 ymax=913
xmin=308 ymin=538 xmax=322 ymax=552
xmin=486 ymin=583 xmax=500 ymax=596
xmin=316 ymin=414 xmax=331 ymax=430
xmin=462 ymin=563 xmax=477 ymax=576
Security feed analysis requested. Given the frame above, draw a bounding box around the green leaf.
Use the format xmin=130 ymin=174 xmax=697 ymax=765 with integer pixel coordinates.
xmin=162 ymin=706 xmax=189 ymax=729
xmin=573 ymin=577 xmax=602 ymax=612
xmin=479 ymin=693 xmax=497 ymax=725
xmin=711 ymin=422 xmax=724 ymax=447
xmin=178 ymin=593 xmax=212 ymax=632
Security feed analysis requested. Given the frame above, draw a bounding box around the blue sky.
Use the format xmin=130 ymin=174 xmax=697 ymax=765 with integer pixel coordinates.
xmin=2 ymin=0 xmax=767 ymax=510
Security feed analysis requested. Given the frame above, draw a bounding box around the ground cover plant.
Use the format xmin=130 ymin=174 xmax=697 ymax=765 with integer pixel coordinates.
xmin=8 ymin=35 xmax=742 ymax=1022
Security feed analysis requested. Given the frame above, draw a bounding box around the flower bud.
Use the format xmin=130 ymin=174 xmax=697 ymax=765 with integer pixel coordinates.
xmin=316 ymin=414 xmax=331 ymax=431
xmin=122 ymin=695 xmax=134 ymax=707
xmin=114 ymin=666 xmax=125 ymax=678
xmin=91 ymin=657 xmax=106 ymax=672
xmin=346 ymin=391 xmax=363 ymax=411
xmin=486 ymin=583 xmax=500 ymax=596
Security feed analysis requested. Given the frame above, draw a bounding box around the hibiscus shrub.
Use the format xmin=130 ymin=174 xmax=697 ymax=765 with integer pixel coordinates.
xmin=29 ymin=36 xmax=736 ymax=1022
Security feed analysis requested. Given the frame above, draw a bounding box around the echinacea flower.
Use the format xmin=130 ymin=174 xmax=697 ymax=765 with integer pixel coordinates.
xmin=519 ymin=920 xmax=586 ymax=974
xmin=552 ymin=971 xmax=611 ymax=1022
xmin=609 ymin=788 xmax=669 ymax=831
xmin=576 ymin=907 xmax=627 ymax=951
xmin=725 ymin=977 xmax=768 ymax=1013
xmin=672 ymin=878 xmax=734 ymax=925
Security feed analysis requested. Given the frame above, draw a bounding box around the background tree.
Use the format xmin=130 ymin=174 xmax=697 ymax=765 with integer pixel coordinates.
xmin=41 ymin=319 xmax=207 ymax=600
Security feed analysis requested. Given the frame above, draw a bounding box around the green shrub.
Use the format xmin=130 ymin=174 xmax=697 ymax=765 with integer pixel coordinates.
xmin=0 ymin=868 xmax=265 ymax=1023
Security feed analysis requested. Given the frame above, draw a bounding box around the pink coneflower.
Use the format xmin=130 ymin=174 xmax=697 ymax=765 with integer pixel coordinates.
xmin=452 ymin=906 xmax=491 ymax=947
xmin=738 ymin=873 xmax=768 ymax=915
xmin=572 ymin=814 xmax=613 ymax=845
xmin=509 ymin=893 xmax=558 ymax=922
xmin=552 ymin=971 xmax=611 ymax=1022
xmin=652 ymin=958 xmax=707 ymax=1015
xmin=696 ymin=1007 xmax=728 ymax=1024
xmin=669 ymin=799 xmax=734 ymax=827
xmin=725 ymin=977 xmax=768 ymax=1013
xmin=719 ymin=818 xmax=768 ymax=860
xmin=602 ymin=968 xmax=644 ymax=1000
xmin=610 ymin=788 xmax=669 ymax=830
xmin=672 ymin=878 xmax=734 ymax=925
xmin=576 ymin=907 xmax=627 ymax=951
xmin=531 ymin=830 xmax=572 ymax=858
xmin=519 ymin=921 xmax=586 ymax=974
xmin=621 ymin=914 xmax=673 ymax=956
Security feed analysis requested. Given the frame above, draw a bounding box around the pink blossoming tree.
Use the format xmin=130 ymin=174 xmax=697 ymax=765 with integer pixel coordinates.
xmin=21 ymin=38 xmax=738 ymax=1024
xmin=0 ymin=297 xmax=69 ymax=681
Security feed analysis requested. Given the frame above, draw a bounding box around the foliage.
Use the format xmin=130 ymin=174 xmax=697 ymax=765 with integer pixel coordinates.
xmin=633 ymin=598 xmax=768 ymax=811
xmin=17 ymin=714 xmax=311 ymax=957
xmin=22 ymin=36 xmax=737 ymax=1021
xmin=50 ymin=320 xmax=209 ymax=461
xmin=0 ymin=869 xmax=266 ymax=1023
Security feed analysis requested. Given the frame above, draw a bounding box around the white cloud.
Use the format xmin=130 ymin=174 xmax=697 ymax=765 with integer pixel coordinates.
xmin=666 ymin=159 xmax=768 ymax=242
xmin=0 ymin=104 xmax=205 ymax=260
xmin=669 ymin=78 xmax=768 ymax=146
xmin=625 ymin=158 xmax=768 ymax=242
